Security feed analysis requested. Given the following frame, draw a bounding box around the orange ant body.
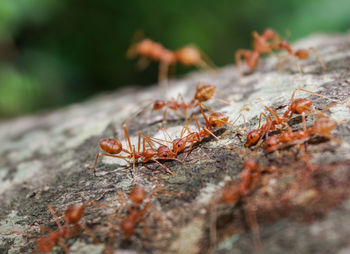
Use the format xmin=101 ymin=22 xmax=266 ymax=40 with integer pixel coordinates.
xmin=36 ymin=202 xmax=91 ymax=253
xmin=235 ymin=28 xmax=280 ymax=75
xmin=128 ymin=38 xmax=214 ymax=85
xmin=89 ymin=124 xmax=183 ymax=176
xmin=278 ymin=40 xmax=328 ymax=75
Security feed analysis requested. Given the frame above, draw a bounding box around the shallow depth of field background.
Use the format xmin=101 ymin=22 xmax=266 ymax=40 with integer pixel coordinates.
xmin=0 ymin=0 xmax=349 ymax=119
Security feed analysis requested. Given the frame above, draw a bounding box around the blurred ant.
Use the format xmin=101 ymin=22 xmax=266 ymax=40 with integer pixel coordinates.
xmin=278 ymin=40 xmax=328 ymax=75
xmin=128 ymin=37 xmax=215 ymax=86
xmin=36 ymin=202 xmax=97 ymax=253
xmin=235 ymin=28 xmax=280 ymax=76
xmin=88 ymin=124 xmax=183 ymax=177
xmin=105 ymin=185 xmax=159 ymax=242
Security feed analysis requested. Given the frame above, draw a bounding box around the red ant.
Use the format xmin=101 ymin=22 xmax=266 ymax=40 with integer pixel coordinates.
xmin=152 ymin=82 xmax=218 ymax=124
xmin=169 ymin=103 xmax=239 ymax=159
xmin=128 ymin=38 xmax=215 ymax=86
xmin=245 ymin=88 xmax=340 ymax=147
xmin=36 ymin=202 xmax=96 ymax=253
xmin=105 ymin=185 xmax=159 ymax=241
xmin=235 ymin=28 xmax=280 ymax=76
xmin=125 ymin=82 xmax=218 ymax=127
xmin=88 ymin=124 xmax=183 ymax=177
xmin=264 ymin=113 xmax=340 ymax=153
xmin=278 ymin=40 xmax=328 ymax=75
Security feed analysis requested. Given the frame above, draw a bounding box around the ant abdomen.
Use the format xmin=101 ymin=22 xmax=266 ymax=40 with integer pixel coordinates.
xmin=99 ymin=139 xmax=123 ymax=154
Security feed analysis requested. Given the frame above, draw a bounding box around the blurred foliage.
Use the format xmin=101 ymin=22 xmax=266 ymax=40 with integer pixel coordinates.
xmin=0 ymin=0 xmax=349 ymax=118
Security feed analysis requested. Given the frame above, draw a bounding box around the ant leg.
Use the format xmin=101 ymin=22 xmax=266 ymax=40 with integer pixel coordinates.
xmin=222 ymin=114 xmax=243 ymax=138
xmin=58 ymin=240 xmax=70 ymax=254
xmin=301 ymin=112 xmax=307 ymax=132
xmin=79 ymin=223 xmax=99 ymax=244
xmin=203 ymin=127 xmax=234 ymax=150
xmin=161 ymin=107 xmax=168 ymax=127
xmin=294 ymin=57 xmax=304 ymax=76
xmin=235 ymin=50 xmax=247 ymax=78
xmin=277 ymin=55 xmax=290 ymax=72
xmin=199 ymin=104 xmax=210 ymax=128
xmin=151 ymin=158 xmax=176 ymax=175
xmin=198 ymin=47 xmax=217 ymax=70
xmin=88 ymin=153 xmax=131 ymax=170
xmin=123 ymin=101 xmax=153 ymax=126
xmin=158 ymin=61 xmax=169 ymax=87
xmin=294 ymin=88 xmax=341 ymax=102
xmin=117 ymin=190 xmax=132 ymax=212
xmin=244 ymin=201 xmax=263 ymax=251
xmin=47 ymin=205 xmax=63 ymax=229
xmin=309 ymin=47 xmax=328 ymax=71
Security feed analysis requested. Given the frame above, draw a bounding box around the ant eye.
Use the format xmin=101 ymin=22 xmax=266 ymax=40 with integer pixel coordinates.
xmin=178 ymin=144 xmax=182 ymax=147
xmin=250 ymin=135 xmax=254 ymax=139
xmin=163 ymin=153 xmax=167 ymax=157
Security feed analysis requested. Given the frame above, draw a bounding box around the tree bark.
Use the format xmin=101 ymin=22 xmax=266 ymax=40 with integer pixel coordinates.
xmin=1 ymin=32 xmax=350 ymax=254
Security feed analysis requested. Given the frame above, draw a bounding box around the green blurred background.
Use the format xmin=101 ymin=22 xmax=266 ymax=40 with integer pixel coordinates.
xmin=0 ymin=0 xmax=349 ymax=119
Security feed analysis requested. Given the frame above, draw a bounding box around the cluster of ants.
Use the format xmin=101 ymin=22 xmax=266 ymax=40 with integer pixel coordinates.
xmin=129 ymin=28 xmax=328 ymax=85
xmin=33 ymin=29 xmax=341 ymax=253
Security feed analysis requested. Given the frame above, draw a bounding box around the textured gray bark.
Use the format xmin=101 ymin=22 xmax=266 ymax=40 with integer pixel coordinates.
xmin=0 ymin=32 xmax=350 ymax=254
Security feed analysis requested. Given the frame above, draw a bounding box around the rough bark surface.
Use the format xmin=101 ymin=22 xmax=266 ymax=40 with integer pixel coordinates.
xmin=1 ymin=32 xmax=350 ymax=254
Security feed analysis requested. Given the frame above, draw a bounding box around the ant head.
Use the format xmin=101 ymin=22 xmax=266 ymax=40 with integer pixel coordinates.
xmin=99 ymin=139 xmax=123 ymax=154
xmin=209 ymin=113 xmax=228 ymax=129
xmin=264 ymin=136 xmax=279 ymax=153
xmin=295 ymin=49 xmax=309 ymax=59
xmin=312 ymin=118 xmax=337 ymax=136
xmin=122 ymin=220 xmax=135 ymax=240
xmin=137 ymin=39 xmax=154 ymax=55
xmin=152 ymin=100 xmax=166 ymax=110
xmin=262 ymin=28 xmax=275 ymax=39
xmin=157 ymin=145 xmax=175 ymax=158
xmin=172 ymin=138 xmax=186 ymax=154
xmin=176 ymin=46 xmax=201 ymax=66
xmin=243 ymin=158 xmax=259 ymax=171
xmin=129 ymin=185 xmax=146 ymax=204
xmin=245 ymin=130 xmax=261 ymax=147
xmin=64 ymin=204 xmax=86 ymax=225
xmin=194 ymin=84 xmax=216 ymax=102
xmin=291 ymin=98 xmax=312 ymax=114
